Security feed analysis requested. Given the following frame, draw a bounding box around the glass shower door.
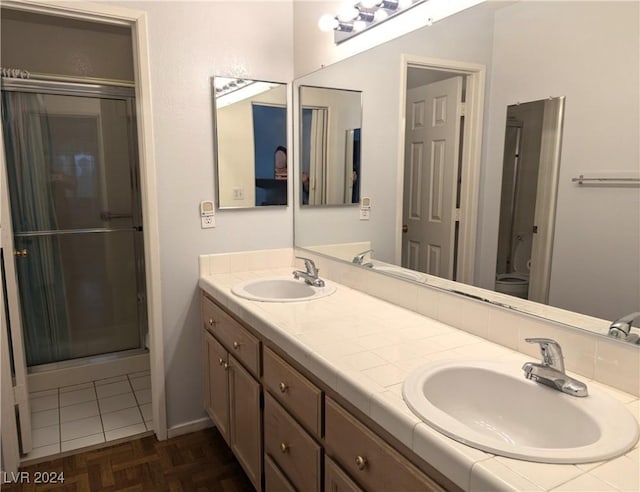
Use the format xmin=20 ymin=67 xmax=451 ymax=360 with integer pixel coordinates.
xmin=1 ymin=87 xmax=146 ymax=367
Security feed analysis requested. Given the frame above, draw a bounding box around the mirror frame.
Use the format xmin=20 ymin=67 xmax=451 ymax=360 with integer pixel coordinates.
xmin=211 ymin=76 xmax=289 ymax=210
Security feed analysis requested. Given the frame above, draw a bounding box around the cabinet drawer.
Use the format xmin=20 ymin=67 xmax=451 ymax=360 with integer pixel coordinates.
xmin=325 ymin=398 xmax=443 ymax=492
xmin=263 ymin=347 xmax=322 ymax=436
xmin=325 ymin=457 xmax=363 ymax=492
xmin=264 ymin=393 xmax=322 ymax=492
xmin=202 ymin=295 xmax=260 ymax=376
xmin=265 ymin=454 xmax=296 ymax=492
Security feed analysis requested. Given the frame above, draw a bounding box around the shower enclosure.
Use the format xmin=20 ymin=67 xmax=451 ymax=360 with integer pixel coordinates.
xmin=1 ymin=79 xmax=147 ymax=368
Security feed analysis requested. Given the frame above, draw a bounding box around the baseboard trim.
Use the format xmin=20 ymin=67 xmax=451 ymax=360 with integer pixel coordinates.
xmin=167 ymin=417 xmax=213 ymax=439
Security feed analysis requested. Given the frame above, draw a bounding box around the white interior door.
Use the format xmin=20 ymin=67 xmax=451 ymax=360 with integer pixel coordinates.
xmin=0 ymin=127 xmax=32 ymax=461
xmin=402 ymin=76 xmax=463 ymax=278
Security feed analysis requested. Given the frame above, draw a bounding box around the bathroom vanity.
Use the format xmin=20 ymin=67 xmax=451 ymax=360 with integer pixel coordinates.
xmin=201 ymin=290 xmax=449 ymax=491
xmin=199 ymin=250 xmax=640 ymax=492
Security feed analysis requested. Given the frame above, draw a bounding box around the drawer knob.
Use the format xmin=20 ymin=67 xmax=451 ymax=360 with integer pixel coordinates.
xmin=233 ymin=341 xmax=240 ymax=350
xmin=208 ymin=318 xmax=215 ymax=327
xmin=218 ymin=358 xmax=225 ymax=366
xmin=279 ymin=382 xmax=288 ymax=393
xmin=223 ymin=362 xmax=230 ymax=370
xmin=280 ymin=442 xmax=289 ymax=453
xmin=355 ymin=455 xmax=367 ymax=471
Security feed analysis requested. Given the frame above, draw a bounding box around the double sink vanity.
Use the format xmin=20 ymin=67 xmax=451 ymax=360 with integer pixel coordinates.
xmin=199 ymin=249 xmax=639 ymax=492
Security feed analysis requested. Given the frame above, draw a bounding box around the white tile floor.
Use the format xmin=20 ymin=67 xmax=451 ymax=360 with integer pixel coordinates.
xmin=26 ymin=371 xmax=153 ymax=461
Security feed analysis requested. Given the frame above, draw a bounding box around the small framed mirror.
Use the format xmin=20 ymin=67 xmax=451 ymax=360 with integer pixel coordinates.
xmin=212 ymin=77 xmax=288 ymax=208
xmin=299 ymin=85 xmax=362 ymax=206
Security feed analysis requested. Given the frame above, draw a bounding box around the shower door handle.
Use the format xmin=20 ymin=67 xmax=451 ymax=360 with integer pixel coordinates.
xmin=101 ymin=211 xmax=133 ymax=221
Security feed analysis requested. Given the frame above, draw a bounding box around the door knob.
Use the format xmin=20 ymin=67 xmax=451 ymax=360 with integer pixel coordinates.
xmin=402 ymin=224 xmax=408 ymax=233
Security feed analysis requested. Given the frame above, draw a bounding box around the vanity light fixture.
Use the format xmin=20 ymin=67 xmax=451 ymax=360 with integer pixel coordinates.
xmin=214 ymin=77 xmax=280 ymax=109
xmin=318 ymin=0 xmax=426 ymax=43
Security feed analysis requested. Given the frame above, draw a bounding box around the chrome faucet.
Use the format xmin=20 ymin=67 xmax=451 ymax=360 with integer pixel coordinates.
xmin=608 ymin=312 xmax=640 ymax=343
xmin=522 ymin=338 xmax=588 ymax=397
xmin=293 ymin=257 xmax=325 ymax=287
xmin=352 ymin=249 xmax=374 ymax=266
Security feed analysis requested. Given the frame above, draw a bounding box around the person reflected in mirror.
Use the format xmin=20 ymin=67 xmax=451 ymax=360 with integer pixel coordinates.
xmin=274 ymin=146 xmax=287 ymax=180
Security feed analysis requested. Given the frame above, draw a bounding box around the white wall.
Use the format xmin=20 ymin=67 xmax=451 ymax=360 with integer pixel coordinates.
xmin=292 ymin=0 xmax=486 ymax=77
xmin=294 ymin=4 xmax=496 ymax=263
xmin=478 ymin=1 xmax=640 ymax=320
xmin=112 ymin=0 xmax=293 ymax=430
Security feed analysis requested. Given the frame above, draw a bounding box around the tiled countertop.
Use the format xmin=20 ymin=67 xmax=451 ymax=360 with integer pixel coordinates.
xmin=199 ymin=268 xmax=640 ymax=492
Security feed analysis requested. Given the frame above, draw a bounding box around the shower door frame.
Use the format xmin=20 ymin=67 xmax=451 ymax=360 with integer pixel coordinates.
xmin=2 ymin=79 xmax=149 ymax=369
xmin=0 ymin=1 xmax=166 ymax=471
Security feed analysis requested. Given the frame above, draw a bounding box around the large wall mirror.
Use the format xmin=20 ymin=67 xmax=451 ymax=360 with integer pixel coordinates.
xmin=299 ymin=85 xmax=362 ymax=206
xmin=293 ymin=1 xmax=640 ymax=342
xmin=213 ymin=77 xmax=288 ymax=208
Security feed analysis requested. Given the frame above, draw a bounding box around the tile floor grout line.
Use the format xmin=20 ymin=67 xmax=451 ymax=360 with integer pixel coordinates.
xmin=127 ymin=373 xmax=147 ymax=431
xmin=92 ymin=380 xmax=107 ymax=443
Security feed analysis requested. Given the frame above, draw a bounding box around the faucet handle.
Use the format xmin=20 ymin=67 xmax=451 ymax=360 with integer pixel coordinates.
xmin=352 ymin=249 xmax=374 ymax=264
xmin=295 ymin=256 xmax=317 ymax=275
xmin=525 ymin=338 xmax=565 ymax=372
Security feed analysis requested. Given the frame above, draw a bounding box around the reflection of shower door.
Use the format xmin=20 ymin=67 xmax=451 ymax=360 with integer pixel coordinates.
xmin=1 ymin=84 xmax=146 ymax=367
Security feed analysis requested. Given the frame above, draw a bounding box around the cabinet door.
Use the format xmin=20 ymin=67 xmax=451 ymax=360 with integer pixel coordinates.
xmin=204 ymin=331 xmax=230 ymax=443
xmin=229 ymin=354 xmax=262 ymax=491
xmin=265 ymin=454 xmax=296 ymax=492
xmin=325 ymin=457 xmax=363 ymax=492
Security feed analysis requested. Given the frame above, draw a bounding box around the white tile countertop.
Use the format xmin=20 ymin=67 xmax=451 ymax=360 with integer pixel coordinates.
xmin=199 ymin=267 xmax=640 ymax=492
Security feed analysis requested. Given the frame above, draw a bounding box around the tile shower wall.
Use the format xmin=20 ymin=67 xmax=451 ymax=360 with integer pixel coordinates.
xmin=26 ymin=371 xmax=152 ymax=461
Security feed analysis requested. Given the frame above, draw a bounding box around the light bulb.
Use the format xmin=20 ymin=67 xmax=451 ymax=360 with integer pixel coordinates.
xmin=398 ymin=0 xmax=413 ymax=9
xmin=337 ymin=4 xmax=359 ymax=22
xmin=373 ymin=9 xmax=389 ymax=22
xmin=353 ymin=20 xmax=367 ymax=31
xmin=318 ymin=14 xmax=339 ymax=32
xmin=360 ymin=0 xmax=381 ymax=8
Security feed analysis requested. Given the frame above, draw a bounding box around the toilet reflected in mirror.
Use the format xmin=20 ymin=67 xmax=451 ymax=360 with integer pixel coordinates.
xmin=495 ymin=97 xmax=565 ymax=302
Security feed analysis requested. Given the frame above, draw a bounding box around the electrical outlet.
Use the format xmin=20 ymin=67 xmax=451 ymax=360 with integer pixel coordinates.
xmin=232 ymin=188 xmax=244 ymax=200
xmin=201 ymin=215 xmax=215 ymax=228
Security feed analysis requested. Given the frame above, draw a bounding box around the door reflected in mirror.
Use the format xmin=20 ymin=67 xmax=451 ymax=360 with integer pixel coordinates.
xmin=213 ymin=77 xmax=288 ymax=208
xmin=299 ymin=86 xmax=362 ymax=206
xmin=495 ymin=97 xmax=565 ymax=304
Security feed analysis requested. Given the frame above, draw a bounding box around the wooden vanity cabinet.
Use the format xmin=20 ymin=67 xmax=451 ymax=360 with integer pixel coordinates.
xmin=325 ymin=457 xmax=363 ymax=492
xmin=202 ymin=291 xmax=450 ymax=492
xmin=229 ymin=354 xmax=262 ymax=489
xmin=203 ymin=331 xmax=230 ymax=443
xmin=202 ymin=294 xmax=262 ymax=491
xmin=324 ymin=398 xmax=443 ymax=492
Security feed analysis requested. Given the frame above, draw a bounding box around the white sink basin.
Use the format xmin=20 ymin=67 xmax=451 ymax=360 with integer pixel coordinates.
xmin=403 ymin=360 xmax=639 ymax=463
xmin=232 ymin=276 xmax=336 ymax=302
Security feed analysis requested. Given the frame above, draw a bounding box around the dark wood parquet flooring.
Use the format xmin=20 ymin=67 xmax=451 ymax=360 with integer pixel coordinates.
xmin=3 ymin=428 xmax=254 ymax=492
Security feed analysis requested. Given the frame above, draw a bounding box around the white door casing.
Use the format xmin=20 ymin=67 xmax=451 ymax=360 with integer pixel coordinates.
xmin=0 ymin=0 xmax=167 ymax=445
xmin=402 ymin=77 xmax=462 ymax=278
xmin=0 ymin=126 xmax=33 ymax=457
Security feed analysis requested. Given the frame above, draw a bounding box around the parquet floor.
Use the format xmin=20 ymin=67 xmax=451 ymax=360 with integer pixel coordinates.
xmin=3 ymin=427 xmax=254 ymax=492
